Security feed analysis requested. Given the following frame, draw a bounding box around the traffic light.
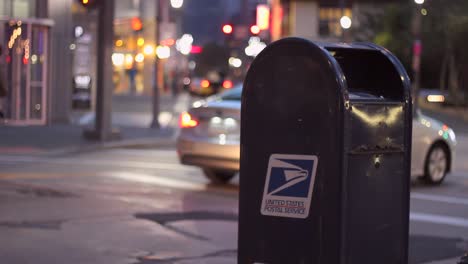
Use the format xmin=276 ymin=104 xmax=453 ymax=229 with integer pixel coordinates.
xmin=131 ymin=17 xmax=143 ymax=32
xmin=76 ymin=0 xmax=99 ymax=9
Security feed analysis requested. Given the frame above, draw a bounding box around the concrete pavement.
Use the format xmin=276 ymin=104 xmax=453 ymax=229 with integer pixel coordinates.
xmin=0 ymin=147 xmax=467 ymax=263
xmin=0 ymin=98 xmax=467 ymax=263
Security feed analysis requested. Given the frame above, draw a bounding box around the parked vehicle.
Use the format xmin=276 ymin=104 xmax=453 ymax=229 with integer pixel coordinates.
xmin=177 ymin=85 xmax=457 ymax=184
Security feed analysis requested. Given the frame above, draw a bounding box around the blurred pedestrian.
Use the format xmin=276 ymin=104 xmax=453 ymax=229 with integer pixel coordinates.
xmin=171 ymin=70 xmax=180 ymax=98
xmin=0 ymin=44 xmax=6 ymax=119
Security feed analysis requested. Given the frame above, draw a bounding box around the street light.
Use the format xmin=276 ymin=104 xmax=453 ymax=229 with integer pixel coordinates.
xmin=340 ymin=16 xmax=352 ymax=30
xmin=156 ymin=45 xmax=171 ymax=59
xmin=414 ymin=0 xmax=424 ymax=4
xmin=170 ymin=0 xmax=183 ymax=9
xmin=222 ymin=24 xmax=233 ymax=34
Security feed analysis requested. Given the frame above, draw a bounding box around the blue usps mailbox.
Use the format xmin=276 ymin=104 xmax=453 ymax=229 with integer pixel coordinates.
xmin=238 ymin=38 xmax=412 ymax=263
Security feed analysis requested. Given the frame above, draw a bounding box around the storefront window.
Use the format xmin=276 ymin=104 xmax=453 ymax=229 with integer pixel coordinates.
xmin=319 ymin=7 xmax=352 ymax=38
xmin=0 ymin=0 xmax=36 ymax=18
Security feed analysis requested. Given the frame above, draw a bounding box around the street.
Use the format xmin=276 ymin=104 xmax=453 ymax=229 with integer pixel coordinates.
xmin=1 ymin=0 xmax=468 ymax=263
xmin=0 ymin=135 xmax=467 ymax=264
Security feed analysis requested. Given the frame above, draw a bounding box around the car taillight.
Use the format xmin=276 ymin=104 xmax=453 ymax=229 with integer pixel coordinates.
xmin=223 ymin=80 xmax=233 ymax=89
xmin=201 ymin=79 xmax=210 ymax=88
xmin=179 ymin=112 xmax=198 ymax=128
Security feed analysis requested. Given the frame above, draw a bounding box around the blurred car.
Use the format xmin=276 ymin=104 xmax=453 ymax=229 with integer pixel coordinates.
xmin=419 ymin=89 xmax=449 ymax=104
xmin=177 ymin=85 xmax=457 ymax=184
xmin=412 ymin=110 xmax=457 ymax=184
xmin=419 ymin=88 xmax=467 ymax=106
xmin=187 ymin=77 xmax=234 ymax=97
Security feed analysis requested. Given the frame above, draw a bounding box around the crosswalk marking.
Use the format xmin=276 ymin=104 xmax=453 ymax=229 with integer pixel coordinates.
xmin=412 ymin=192 xmax=468 ymax=206
xmin=104 ymin=171 xmax=206 ymax=191
xmin=0 ymin=155 xmax=196 ymax=172
xmin=410 ymin=212 xmax=468 ymax=228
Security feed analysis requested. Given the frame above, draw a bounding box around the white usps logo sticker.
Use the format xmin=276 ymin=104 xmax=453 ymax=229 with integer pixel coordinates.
xmin=261 ymin=154 xmax=318 ymax=219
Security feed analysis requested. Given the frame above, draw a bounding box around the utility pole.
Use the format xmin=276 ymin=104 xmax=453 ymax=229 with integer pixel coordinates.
xmin=412 ymin=0 xmax=424 ymax=113
xmin=150 ymin=0 xmax=164 ymax=128
xmin=340 ymin=0 xmax=345 ymax=42
xmin=84 ymin=0 xmax=119 ymax=140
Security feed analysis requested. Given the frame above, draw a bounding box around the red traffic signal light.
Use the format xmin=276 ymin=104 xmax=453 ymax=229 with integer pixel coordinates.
xmin=222 ymin=24 xmax=233 ymax=34
xmin=131 ymin=17 xmax=143 ymax=31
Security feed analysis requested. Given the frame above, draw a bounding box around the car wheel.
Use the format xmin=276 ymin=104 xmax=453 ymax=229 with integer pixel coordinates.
xmin=202 ymin=168 xmax=236 ymax=184
xmin=423 ymin=143 xmax=449 ymax=184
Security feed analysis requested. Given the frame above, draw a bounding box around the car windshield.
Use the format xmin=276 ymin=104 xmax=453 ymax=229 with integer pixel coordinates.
xmin=218 ymin=84 xmax=242 ymax=101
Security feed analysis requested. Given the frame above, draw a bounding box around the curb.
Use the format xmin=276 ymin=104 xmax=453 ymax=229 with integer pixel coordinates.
xmin=45 ymin=134 xmax=178 ymax=157
xmin=0 ymin=134 xmax=177 ymax=157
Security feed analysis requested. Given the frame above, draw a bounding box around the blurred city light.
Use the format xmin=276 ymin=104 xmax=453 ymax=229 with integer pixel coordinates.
xmin=421 ymin=8 xmax=428 ymax=15
xmin=115 ymin=39 xmax=123 ymax=47
xmin=143 ymin=44 xmax=155 ymax=55
xmin=188 ymin=61 xmax=196 ymax=70
xmin=340 ymin=16 xmax=352 ymax=29
xmin=176 ymin=34 xmax=193 ymax=55
xmin=179 ymin=112 xmax=198 ymax=128
xmin=31 ymin=54 xmax=38 ymax=64
xmin=250 ymin=25 xmax=260 ymax=35
xmin=256 ymin=5 xmax=270 ymax=30
xmin=190 ymin=45 xmax=203 ymax=54
xmin=161 ymin=38 xmax=175 ymax=46
xmin=201 ymin=79 xmax=210 ymax=88
xmin=8 ymin=27 xmax=22 ymax=49
xmin=125 ymin=54 xmax=134 ymax=66
xmin=222 ymin=24 xmax=233 ymax=34
xmin=222 ymin=80 xmax=233 ymax=89
xmin=77 ymin=0 xmax=99 ymax=8
xmin=137 ymin=37 xmax=145 ymax=47
xmin=135 ymin=53 xmax=144 ymax=63
xmin=131 ymin=17 xmax=143 ymax=31
xmin=229 ymin=57 xmax=242 ymax=68
xmin=74 ymin=26 xmax=84 ymax=38
xmin=414 ymin=0 xmax=424 ymax=4
xmin=170 ymin=0 xmax=183 ymax=9
xmin=427 ymin=95 xmax=445 ymax=103
xmin=156 ymin=45 xmax=171 ymax=59
xmin=112 ymin=53 xmax=125 ymax=66
xmin=245 ymin=37 xmax=266 ymax=57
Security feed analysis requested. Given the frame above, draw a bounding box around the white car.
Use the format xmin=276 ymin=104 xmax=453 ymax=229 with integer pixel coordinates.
xmin=177 ymin=86 xmax=457 ymax=184
xmin=412 ymin=110 xmax=456 ymax=183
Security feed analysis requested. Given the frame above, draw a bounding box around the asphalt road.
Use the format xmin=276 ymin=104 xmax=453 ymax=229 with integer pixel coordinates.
xmin=0 ymin=138 xmax=467 ymax=264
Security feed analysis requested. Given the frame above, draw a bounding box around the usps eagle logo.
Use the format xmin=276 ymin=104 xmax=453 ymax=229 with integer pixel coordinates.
xmin=261 ymin=154 xmax=318 ymax=218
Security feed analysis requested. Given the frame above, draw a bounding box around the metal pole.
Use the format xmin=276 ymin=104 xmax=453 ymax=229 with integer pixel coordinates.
xmin=150 ymin=0 xmax=162 ymax=128
xmin=85 ymin=0 xmax=117 ymax=140
xmin=412 ymin=5 xmax=422 ymax=113
xmin=339 ymin=0 xmax=345 ymax=42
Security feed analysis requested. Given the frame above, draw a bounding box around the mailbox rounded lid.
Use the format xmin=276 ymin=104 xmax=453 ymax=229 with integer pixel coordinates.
xmin=243 ymin=37 xmax=348 ymax=107
xmin=243 ymin=38 xmax=411 ymax=104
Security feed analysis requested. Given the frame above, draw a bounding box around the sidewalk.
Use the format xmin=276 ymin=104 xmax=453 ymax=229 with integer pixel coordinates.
xmin=0 ymin=124 xmax=176 ymax=155
xmin=0 ymin=93 xmax=192 ymax=155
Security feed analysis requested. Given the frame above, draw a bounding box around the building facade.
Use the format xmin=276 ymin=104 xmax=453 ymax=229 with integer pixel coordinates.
xmin=270 ymin=0 xmax=385 ymax=43
xmin=0 ymin=0 xmax=161 ymax=125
